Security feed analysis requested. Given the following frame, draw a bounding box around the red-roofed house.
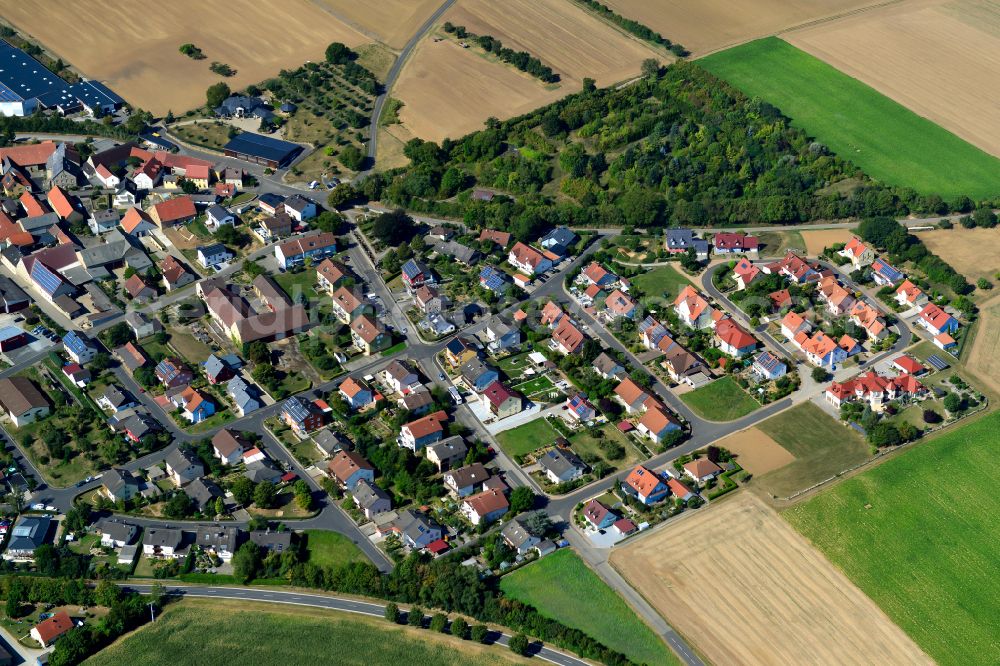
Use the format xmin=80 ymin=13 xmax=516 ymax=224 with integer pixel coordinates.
xmin=895 ymin=279 xmax=929 ymax=308
xmin=714 ymin=318 xmax=757 ymax=357
xmin=149 ymin=196 xmax=196 ymax=228
xmin=622 ymin=465 xmax=668 ymax=504
xmin=19 ymin=191 xmax=47 ymax=217
xmin=604 ymin=289 xmax=637 ymax=319
xmin=582 ymin=499 xmax=618 ymax=529
xmin=540 ymin=301 xmax=564 ymax=328
xmin=667 ymin=478 xmax=696 ymax=501
xmin=732 ymin=257 xmax=761 ymax=290
xmin=918 ymin=303 xmax=959 ymax=336
xmin=892 ymin=355 xmax=925 ymax=376
xmin=480 ymin=380 xmax=523 ymax=419
xmin=461 ymin=488 xmax=509 ymax=525
xmin=614 ymin=378 xmax=649 ymax=414
xmin=46 ymin=186 xmax=81 ymax=222
xmin=31 ymin=611 xmax=73 ymax=648
xmin=848 ymin=301 xmax=888 ymax=340
xmin=637 ymin=406 xmax=681 ymax=444
xmin=780 ymin=311 xmax=811 ymax=341
xmin=794 ymin=330 xmax=847 ymax=369
xmin=120 ymin=207 xmax=156 ymax=237
xmin=714 ymin=232 xmax=759 ymax=256
xmin=552 ymin=318 xmax=585 ymax=354
xmin=399 ymin=410 xmax=448 ymax=451
xmin=673 ymin=286 xmax=714 ymax=329
xmin=839 ymin=235 xmax=875 ymax=269
xmin=683 ymin=458 xmax=722 ymax=484
xmin=508 ymin=242 xmax=552 ymax=275
xmin=825 ymin=370 xmax=926 ymax=411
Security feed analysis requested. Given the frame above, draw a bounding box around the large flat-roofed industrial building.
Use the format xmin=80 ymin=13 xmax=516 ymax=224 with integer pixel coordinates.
xmin=223 ymin=132 xmax=303 ymax=169
xmin=0 ymin=40 xmax=125 ymax=116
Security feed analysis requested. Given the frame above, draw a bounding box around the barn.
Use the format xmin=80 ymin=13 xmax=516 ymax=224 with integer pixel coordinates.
xmin=222 ymin=132 xmax=302 ymax=169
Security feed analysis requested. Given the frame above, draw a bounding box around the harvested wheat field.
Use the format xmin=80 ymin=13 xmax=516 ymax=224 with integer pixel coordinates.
xmin=800 ymin=228 xmax=855 ymax=255
xmin=786 ymin=0 xmax=1000 ymax=159
xmin=915 ymin=227 xmax=1000 ymax=284
xmin=445 ymin=0 xmax=664 ymax=86
xmin=962 ymin=294 xmax=1000 ymax=394
xmin=600 ymin=0 xmax=881 ymax=56
xmin=307 ymin=0 xmax=442 ymax=49
xmin=611 ymin=493 xmax=932 ymax=666
xmin=0 ymin=0 xmax=368 ymax=114
xmin=394 ymin=39 xmax=566 ymax=142
xmin=712 ymin=427 xmax=794 ymax=476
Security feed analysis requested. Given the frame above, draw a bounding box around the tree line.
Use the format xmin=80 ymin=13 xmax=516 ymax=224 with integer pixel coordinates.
xmin=569 ymin=0 xmax=689 ymax=56
xmin=857 ymin=217 xmax=972 ymax=294
xmin=442 ymin=23 xmax=560 ymax=84
xmin=343 ymin=61 xmax=991 ymax=243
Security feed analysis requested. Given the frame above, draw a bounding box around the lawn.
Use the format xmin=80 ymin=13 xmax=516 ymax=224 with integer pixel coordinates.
xmin=495 ymin=418 xmax=559 ymax=458
xmin=303 ymin=529 xmax=367 ymax=568
xmin=500 ymin=550 xmax=677 ymax=666
xmin=756 ymin=230 xmax=805 ymax=258
xmin=699 ymin=38 xmax=1000 ymax=199
xmin=569 ymin=423 xmax=641 ymax=469
xmin=274 ymin=268 xmax=318 ymax=303
xmin=631 ymin=264 xmax=692 ymax=302
xmin=512 ymin=375 xmax=555 ymax=397
xmin=756 ymin=401 xmax=870 ymax=497
xmin=680 ymin=376 xmax=759 ymax=421
xmin=165 ymin=327 xmax=214 ymax=363
xmin=784 ymin=410 xmax=1000 ymax=666
xmin=82 ymin=599 xmax=529 ymax=666
xmin=497 ymin=351 xmax=532 ymax=380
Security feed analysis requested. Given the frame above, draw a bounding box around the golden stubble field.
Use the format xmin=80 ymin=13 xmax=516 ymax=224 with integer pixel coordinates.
xmin=800 ymin=228 xmax=855 ymax=255
xmin=711 ymin=427 xmax=794 ymax=476
xmin=915 ymin=227 xmax=1000 ymax=283
xmin=599 ymin=0 xmax=882 ymax=56
xmin=785 ymin=0 xmax=1000 ymax=158
xmin=611 ymin=493 xmax=933 ymax=666
xmin=393 ymin=0 xmax=664 ymax=143
xmin=0 ymin=0 xmax=369 ymax=114
xmin=307 ymin=0 xmax=442 ymax=49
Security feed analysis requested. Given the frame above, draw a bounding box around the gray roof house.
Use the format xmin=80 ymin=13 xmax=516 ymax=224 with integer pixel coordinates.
xmin=442 ymin=462 xmax=490 ymax=497
xmin=459 ymin=357 xmax=499 ymax=393
xmin=485 ymin=315 xmax=520 ymax=353
xmin=249 ymin=530 xmax=292 ymax=553
xmin=184 ymin=477 xmax=223 ymax=511
xmin=390 ymin=509 xmax=442 ymax=550
xmin=665 ymin=228 xmax=709 ymax=260
xmin=4 ymin=515 xmax=52 ymax=560
xmin=312 ymin=429 xmax=348 ymax=457
xmin=592 ymin=352 xmax=626 ymax=380
xmin=437 ymin=240 xmax=479 ymax=265
xmin=540 ymin=227 xmax=578 ymax=255
xmin=352 ymin=478 xmax=392 ymax=519
xmin=195 ymin=525 xmax=240 ymax=561
xmin=165 ymin=448 xmax=204 ymax=486
xmin=96 ymin=518 xmax=138 ymax=548
xmin=97 ymin=385 xmax=137 ymax=413
xmin=226 ymin=375 xmax=263 ymax=416
xmin=102 ymin=467 xmax=141 ymax=502
xmin=426 ymin=435 xmax=468 ymax=471
xmin=245 ymin=459 xmax=282 ymax=484
xmin=538 ymin=447 xmax=587 ymax=485
xmin=501 ymin=516 xmax=541 ymax=555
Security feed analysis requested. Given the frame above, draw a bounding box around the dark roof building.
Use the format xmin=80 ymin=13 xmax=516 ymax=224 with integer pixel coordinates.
xmin=223 ymin=132 xmax=302 ymax=168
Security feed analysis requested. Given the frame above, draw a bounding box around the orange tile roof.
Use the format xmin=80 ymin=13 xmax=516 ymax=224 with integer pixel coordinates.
xmin=120 ymin=207 xmax=154 ymax=233
xmin=674 ymin=285 xmax=710 ymax=321
xmin=19 ymin=191 xmax=47 ymax=217
xmin=33 ymin=611 xmax=73 ymax=645
xmin=553 ymin=318 xmax=585 ymax=353
xmin=151 ymin=196 xmax=196 ymax=223
xmin=614 ymin=378 xmax=648 ymax=406
xmin=46 ymin=186 xmax=75 ymax=219
xmin=624 ymin=465 xmax=663 ymax=496
xmin=0 ymin=141 xmax=58 ymax=167
xmin=714 ymin=317 xmax=756 ymax=350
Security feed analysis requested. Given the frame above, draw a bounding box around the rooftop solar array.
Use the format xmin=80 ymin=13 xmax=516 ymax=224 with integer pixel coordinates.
xmin=0 ymin=40 xmax=124 ymax=110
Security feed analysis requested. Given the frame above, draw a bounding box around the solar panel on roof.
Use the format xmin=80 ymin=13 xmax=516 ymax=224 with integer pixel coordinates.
xmin=926 ymin=354 xmax=950 ymax=370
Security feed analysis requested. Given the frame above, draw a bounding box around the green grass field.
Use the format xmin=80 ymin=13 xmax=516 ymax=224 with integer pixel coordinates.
xmin=680 ymin=376 xmax=759 ymax=421
xmin=303 ymin=530 xmax=367 ymax=567
xmin=700 ymin=38 xmax=1000 ymax=199
xmin=500 ymin=550 xmax=677 ymax=666
xmin=495 ymin=418 xmax=559 ymax=457
xmin=631 ymin=265 xmax=692 ymax=302
xmin=785 ymin=410 xmax=1000 ymax=665
xmin=83 ymin=599 xmax=527 ymax=666
xmin=756 ymin=401 xmax=869 ymax=496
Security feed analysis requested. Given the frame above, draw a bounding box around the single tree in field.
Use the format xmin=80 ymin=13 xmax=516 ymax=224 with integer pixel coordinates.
xmin=206 ymin=82 xmax=231 ymax=109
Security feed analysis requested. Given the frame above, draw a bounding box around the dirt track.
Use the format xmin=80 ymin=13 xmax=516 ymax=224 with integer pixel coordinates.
xmin=611 ymin=493 xmax=933 ymax=666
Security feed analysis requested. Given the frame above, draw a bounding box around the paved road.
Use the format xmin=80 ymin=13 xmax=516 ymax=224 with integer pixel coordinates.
xmin=123 ymin=583 xmax=589 ymax=666
xmin=360 ymin=0 xmax=458 ymax=172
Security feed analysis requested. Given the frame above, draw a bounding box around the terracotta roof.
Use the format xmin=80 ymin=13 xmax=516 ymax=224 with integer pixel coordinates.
xmin=667 ymin=478 xmax=693 ymax=497
xmin=152 ymin=196 xmax=196 ymax=223
xmin=798 ymin=331 xmax=838 ymax=358
xmin=605 ymin=289 xmax=636 ymax=316
xmin=540 ymin=301 xmax=564 ymax=326
xmin=842 ymin=235 xmax=871 ymax=259
xmin=895 ymin=279 xmax=924 ymax=303
xmin=332 ymin=286 xmax=363 ymax=314
xmin=0 ymin=141 xmax=58 ymax=167
xmin=339 ymin=376 xmax=369 ymax=399
xmin=403 ymin=410 xmax=448 ymax=439
xmin=639 ymin=406 xmax=678 ymax=434
xmin=120 ymin=207 xmax=154 ymax=233
xmin=327 ymin=450 xmax=373 ymax=484
xmin=781 ymin=311 xmax=807 ymax=332
xmin=186 ymin=164 xmax=210 ymax=180
xmin=583 ymin=261 xmax=610 ymax=284
xmin=350 ymin=314 xmax=384 ymax=344
xmin=674 ymin=285 xmax=710 ymax=321
xmin=19 ymin=191 xmax=47 ymax=217
xmin=770 ymin=289 xmax=792 ymax=308
xmin=614 ymin=378 xmax=648 ymax=406
xmin=552 ymin=318 xmax=585 ymax=353
xmin=276 ymin=232 xmax=336 ymax=258
xmin=733 ymin=257 xmax=760 ymax=284
xmin=509 ymin=241 xmax=546 ymax=269
xmin=893 ymin=355 xmax=923 ymax=375
xmin=479 ymin=228 xmax=511 ymax=246
xmin=316 ymin=258 xmax=347 ymax=284
xmin=920 ymin=303 xmax=954 ymax=330
xmin=684 ymin=458 xmax=722 ymax=478
xmin=33 ymin=611 xmax=73 ymax=645
xmin=714 ymin=317 xmax=756 ymax=350
xmin=624 ymin=465 xmax=663 ymax=496
xmin=714 ymin=232 xmax=759 ymax=251
xmin=46 ymin=186 xmax=75 ymax=219
xmin=463 ymin=488 xmax=508 ymax=516
xmin=124 ymin=274 xmax=151 ymax=298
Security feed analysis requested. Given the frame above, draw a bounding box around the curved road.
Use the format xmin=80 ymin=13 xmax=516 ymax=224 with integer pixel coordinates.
xmin=124 ymin=584 xmax=589 ymax=666
xmin=361 ymin=0 xmax=458 ymax=172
